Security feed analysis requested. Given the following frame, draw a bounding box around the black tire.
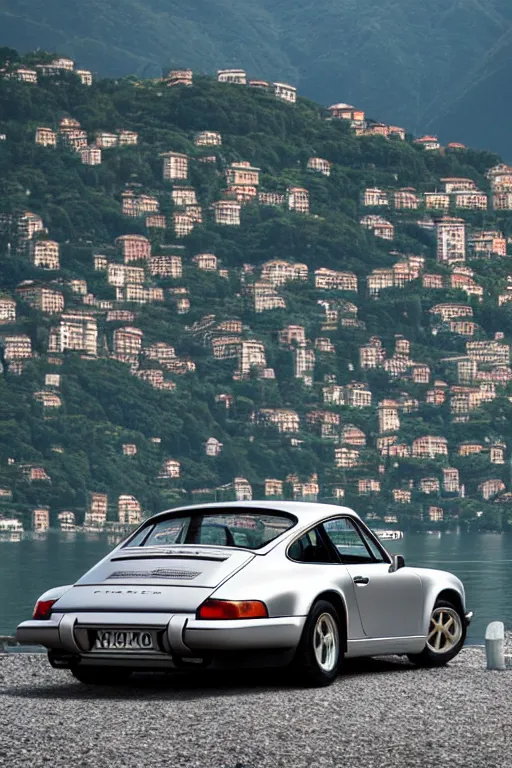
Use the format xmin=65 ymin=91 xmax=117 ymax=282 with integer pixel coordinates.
xmin=292 ymin=599 xmax=344 ymax=687
xmin=70 ymin=666 xmax=132 ymax=685
xmin=407 ymin=598 xmax=466 ymax=668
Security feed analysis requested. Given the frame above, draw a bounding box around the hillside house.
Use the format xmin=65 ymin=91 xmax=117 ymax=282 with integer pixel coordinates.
xmin=75 ymin=69 xmax=92 ymax=85
xmin=80 ymin=147 xmax=102 ymax=165
xmin=315 ymin=337 xmax=335 ymax=353
xmin=428 ymin=507 xmax=444 ymax=522
xmin=237 ymin=340 xmax=267 ymax=378
xmin=258 ymin=191 xmax=286 ymax=206
xmin=436 ymin=217 xmax=466 ymax=263
xmin=314 ymin=268 xmax=357 ymax=291
xmin=35 ymin=127 xmax=57 ymax=147
xmin=410 ymin=363 xmax=431 ymax=384
xmin=122 ymin=444 xmax=137 ymax=456
xmin=84 ymin=493 xmax=108 ymax=528
xmin=106 ymin=310 xmax=135 ymax=323
xmin=261 ymin=259 xmax=308 ymax=286
xmin=449 ymin=320 xmax=476 ymax=336
xmin=441 ymin=177 xmax=476 ymax=193
xmin=378 ymin=400 xmax=400 ymax=433
xmin=449 ymin=272 xmax=484 ymax=300
xmin=171 ymin=186 xmax=197 ymax=207
xmin=116 ymin=234 xmax=151 ymax=262
xmin=334 ymin=447 xmax=360 ymax=468
xmin=226 ymin=162 xmax=260 ymax=188
xmin=363 ymin=188 xmax=389 ymax=207
xmin=443 ymin=468 xmax=460 ymax=492
xmin=253 ymin=408 xmax=300 ymax=433
xmin=279 ymin=325 xmax=306 ymax=347
xmin=493 ymin=192 xmax=512 ymax=211
xmin=454 ymin=191 xmax=488 ymax=210
xmin=146 ymin=215 xmax=166 ymax=229
xmin=468 ymin=231 xmax=506 ymax=258
xmin=328 ymin=104 xmax=365 ymax=127
xmin=95 ymin=132 xmax=118 ymax=148
xmin=31 ymin=240 xmax=60 ymax=269
xmin=307 ymin=157 xmax=331 ymax=176
xmin=58 ymin=511 xmax=76 ymax=531
xmin=162 ymin=151 xmax=188 ymax=180
xmin=205 ymin=437 xmax=223 ymax=457
xmin=217 ymin=69 xmax=246 ymax=84
xmin=265 ymin=479 xmax=284 ymax=497
xmin=8 ymin=67 xmax=37 ymax=83
xmin=33 ymin=390 xmax=62 ymax=409
xmin=430 ymin=303 xmax=473 ymax=322
xmin=360 ymin=215 xmax=394 ymax=240
xmin=212 ymin=200 xmax=241 ymax=225
xmin=247 ymin=279 xmax=284 ymax=314
xmin=341 ymin=425 xmax=366 ymax=446
xmin=323 ymin=382 xmax=372 ymax=407
xmin=292 ymin=481 xmax=319 ymax=501
xmin=412 ymin=436 xmax=448 ymax=458
xmin=165 ymin=69 xmax=193 ymax=87
xmin=118 ymin=495 xmax=142 ymax=525
xmin=294 ymin=344 xmax=315 ymax=382
xmin=48 ymin=312 xmax=98 ymax=356
xmin=45 ymin=374 xmax=60 ymax=388
xmin=367 ymin=268 xmax=394 ymax=296
xmin=122 ymin=191 xmax=159 ymax=216
xmin=148 ymin=254 xmax=182 ymax=278
xmin=32 ymin=507 xmax=50 ymax=531
xmin=479 ymin=479 xmax=505 ymax=500
xmin=393 ymin=489 xmax=412 ymax=504
xmin=17 ymin=212 xmax=45 ymax=242
xmin=16 ymin=282 xmax=64 ymax=313
xmin=192 ymin=253 xmax=217 ymax=271
xmin=394 ymin=188 xmax=419 ymax=209
xmin=118 ymin=130 xmax=138 ymax=145
xmin=358 ymin=479 xmax=381 ymax=495
xmin=360 ymin=337 xmax=385 ymax=369
xmin=136 ymin=369 xmax=176 ymax=389
xmin=287 ymin=187 xmax=310 ymax=214
xmin=2 ymin=335 xmax=32 ymax=360
xmin=0 ymin=298 xmax=16 ymax=324
xmin=491 ymin=443 xmax=506 ymax=464
xmin=173 ymin=212 xmax=195 ymax=237
xmin=194 ymin=131 xmax=222 ymax=146
xmin=425 ymin=192 xmax=450 ymax=210
xmin=273 ymin=83 xmax=297 ymax=103
xmin=306 ymin=410 xmax=340 ymax=440
xmin=107 ymin=264 xmax=145 ymax=287
xmin=422 ymin=273 xmax=444 ymax=289
xmin=158 ymin=459 xmax=181 ymax=479
xmin=419 ymin=477 xmax=440 ymax=494
xmin=414 ymin=136 xmax=440 ymax=151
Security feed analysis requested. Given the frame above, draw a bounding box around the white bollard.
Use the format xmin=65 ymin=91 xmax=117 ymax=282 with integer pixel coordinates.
xmin=485 ymin=621 xmax=505 ymax=670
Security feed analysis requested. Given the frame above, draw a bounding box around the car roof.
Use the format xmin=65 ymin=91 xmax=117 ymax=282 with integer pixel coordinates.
xmin=147 ymin=500 xmax=361 ymax=527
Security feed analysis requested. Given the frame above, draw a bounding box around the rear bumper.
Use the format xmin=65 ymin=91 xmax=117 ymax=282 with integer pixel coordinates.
xmin=16 ymin=612 xmax=305 ymax=668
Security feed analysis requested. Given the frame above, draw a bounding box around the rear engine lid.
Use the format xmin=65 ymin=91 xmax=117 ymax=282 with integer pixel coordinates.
xmin=76 ymin=546 xmax=255 ymax=589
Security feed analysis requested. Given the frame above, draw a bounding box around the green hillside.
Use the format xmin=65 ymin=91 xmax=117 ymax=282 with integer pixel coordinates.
xmin=1 ymin=51 xmax=512 ymax=532
xmin=1 ymin=1 xmax=512 ymax=155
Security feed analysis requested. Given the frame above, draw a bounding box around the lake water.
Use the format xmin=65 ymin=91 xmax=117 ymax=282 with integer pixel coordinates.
xmin=1 ymin=530 xmax=511 ymax=642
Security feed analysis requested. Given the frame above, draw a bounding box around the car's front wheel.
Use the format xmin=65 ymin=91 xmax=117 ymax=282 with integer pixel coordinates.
xmin=408 ymin=598 xmax=466 ymax=667
xmin=292 ymin=599 xmax=343 ymax=686
xmin=70 ymin=666 xmax=132 ymax=685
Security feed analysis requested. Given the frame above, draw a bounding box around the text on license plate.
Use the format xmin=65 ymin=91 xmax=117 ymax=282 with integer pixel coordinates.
xmin=95 ymin=630 xmax=153 ymax=650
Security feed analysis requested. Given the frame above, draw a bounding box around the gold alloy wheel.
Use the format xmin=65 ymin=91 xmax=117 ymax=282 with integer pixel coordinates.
xmin=313 ymin=612 xmax=339 ymax=671
xmin=426 ymin=606 xmax=463 ymax=654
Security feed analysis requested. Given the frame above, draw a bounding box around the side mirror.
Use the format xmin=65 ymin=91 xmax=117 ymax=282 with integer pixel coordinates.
xmin=389 ymin=554 xmax=405 ymax=573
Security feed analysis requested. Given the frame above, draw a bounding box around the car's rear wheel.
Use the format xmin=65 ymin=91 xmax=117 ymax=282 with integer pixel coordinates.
xmin=70 ymin=666 xmax=132 ymax=685
xmin=292 ymin=599 xmax=343 ymax=686
xmin=407 ymin=598 xmax=466 ymax=667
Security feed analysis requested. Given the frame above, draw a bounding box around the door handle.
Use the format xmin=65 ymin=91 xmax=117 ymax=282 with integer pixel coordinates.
xmin=353 ymin=576 xmax=369 ymax=585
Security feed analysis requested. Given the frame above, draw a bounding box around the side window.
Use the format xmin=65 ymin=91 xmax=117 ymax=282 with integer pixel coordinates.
xmin=288 ymin=527 xmax=336 ymax=564
xmin=321 ymin=518 xmax=385 ymax=565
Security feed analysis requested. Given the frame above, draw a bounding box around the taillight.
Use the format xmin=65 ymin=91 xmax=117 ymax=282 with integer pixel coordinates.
xmin=33 ymin=599 xmax=56 ymax=620
xmin=198 ymin=599 xmax=268 ymax=620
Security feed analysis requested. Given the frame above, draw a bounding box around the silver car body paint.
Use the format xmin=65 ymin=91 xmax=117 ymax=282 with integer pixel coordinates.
xmin=16 ymin=501 xmax=470 ymax=669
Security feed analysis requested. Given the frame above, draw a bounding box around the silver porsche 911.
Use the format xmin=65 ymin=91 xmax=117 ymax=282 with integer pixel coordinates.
xmin=17 ymin=501 xmax=473 ymax=686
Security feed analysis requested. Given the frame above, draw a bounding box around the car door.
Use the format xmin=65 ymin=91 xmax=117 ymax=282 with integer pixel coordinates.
xmin=321 ymin=517 xmax=424 ymax=639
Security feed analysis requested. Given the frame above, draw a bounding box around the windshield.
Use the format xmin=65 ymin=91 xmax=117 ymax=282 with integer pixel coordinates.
xmin=126 ymin=509 xmax=296 ymax=550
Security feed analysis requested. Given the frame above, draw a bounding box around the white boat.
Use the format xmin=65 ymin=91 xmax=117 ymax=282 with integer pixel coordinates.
xmin=375 ymin=529 xmax=404 ymax=541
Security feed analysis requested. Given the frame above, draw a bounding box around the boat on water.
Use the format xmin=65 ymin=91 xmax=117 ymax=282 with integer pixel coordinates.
xmin=374 ymin=529 xmax=404 ymax=541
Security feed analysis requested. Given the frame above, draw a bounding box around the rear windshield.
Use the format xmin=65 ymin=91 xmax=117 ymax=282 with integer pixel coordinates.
xmin=126 ymin=509 xmax=296 ymax=550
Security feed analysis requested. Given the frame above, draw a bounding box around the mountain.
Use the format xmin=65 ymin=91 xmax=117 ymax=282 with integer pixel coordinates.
xmin=2 ymin=1 xmax=512 ymax=156
xmin=1 ymin=51 xmax=512 ymax=533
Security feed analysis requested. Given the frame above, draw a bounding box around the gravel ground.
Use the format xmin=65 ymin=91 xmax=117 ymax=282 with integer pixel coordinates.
xmin=0 ymin=647 xmax=510 ymax=768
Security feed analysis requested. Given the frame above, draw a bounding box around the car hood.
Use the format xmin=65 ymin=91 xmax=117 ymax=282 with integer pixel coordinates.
xmin=53 ymin=546 xmax=255 ymax=613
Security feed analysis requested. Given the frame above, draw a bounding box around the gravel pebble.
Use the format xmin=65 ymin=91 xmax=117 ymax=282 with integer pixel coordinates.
xmin=0 ymin=647 xmax=510 ymax=768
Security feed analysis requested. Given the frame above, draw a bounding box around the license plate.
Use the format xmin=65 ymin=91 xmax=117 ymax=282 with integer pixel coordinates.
xmin=94 ymin=630 xmax=154 ymax=651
